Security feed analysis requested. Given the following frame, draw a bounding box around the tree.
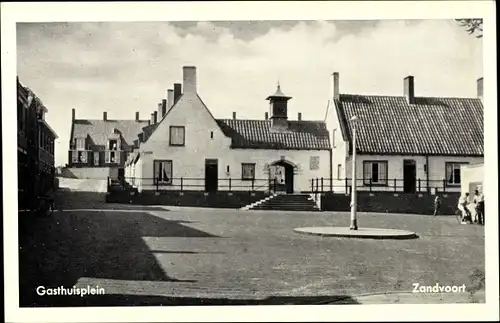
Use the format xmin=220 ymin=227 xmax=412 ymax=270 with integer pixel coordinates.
xmin=456 ymin=18 xmax=483 ymax=38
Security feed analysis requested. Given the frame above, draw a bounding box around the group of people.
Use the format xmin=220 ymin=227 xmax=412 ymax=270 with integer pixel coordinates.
xmin=433 ymin=189 xmax=485 ymax=225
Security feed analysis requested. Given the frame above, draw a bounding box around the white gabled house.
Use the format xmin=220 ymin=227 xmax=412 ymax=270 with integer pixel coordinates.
xmin=326 ymin=73 xmax=484 ymax=194
xmin=125 ymin=66 xmax=332 ymax=194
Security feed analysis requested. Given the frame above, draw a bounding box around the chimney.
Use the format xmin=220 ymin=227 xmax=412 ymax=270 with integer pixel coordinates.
xmin=154 ymin=111 xmax=158 ymax=124
xmin=157 ymin=103 xmax=163 ymax=119
xmin=161 ymin=99 xmax=167 ymax=117
xmin=183 ymin=66 xmax=197 ymax=94
xmin=332 ymin=72 xmax=340 ymax=100
xmin=265 ymin=112 xmax=269 ymax=120
xmin=135 ymin=111 xmax=139 ymax=121
xmin=103 ymin=111 xmax=107 ymax=121
xmin=404 ymin=76 xmax=415 ymax=104
xmin=298 ymin=112 xmax=302 ymax=121
xmin=167 ymin=89 xmax=174 ymax=109
xmin=151 ymin=112 xmax=156 ymax=125
xmin=477 ymin=77 xmax=483 ymax=100
xmin=72 ymin=108 xmax=75 ymax=121
xmin=232 ymin=112 xmax=236 ymax=120
xmin=174 ymin=83 xmax=182 ymax=104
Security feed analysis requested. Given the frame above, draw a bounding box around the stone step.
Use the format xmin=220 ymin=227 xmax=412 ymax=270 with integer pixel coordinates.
xmin=249 ymin=193 xmax=319 ymax=211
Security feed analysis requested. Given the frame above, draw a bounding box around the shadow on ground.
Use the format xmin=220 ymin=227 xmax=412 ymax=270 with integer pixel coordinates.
xmin=19 ymin=209 xmax=219 ymax=307
xmin=21 ymin=294 xmax=360 ymax=307
xmin=53 ymin=190 xmax=169 ymax=211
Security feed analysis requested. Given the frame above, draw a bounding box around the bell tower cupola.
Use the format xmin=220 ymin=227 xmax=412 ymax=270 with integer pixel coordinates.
xmin=266 ymin=82 xmax=292 ymax=130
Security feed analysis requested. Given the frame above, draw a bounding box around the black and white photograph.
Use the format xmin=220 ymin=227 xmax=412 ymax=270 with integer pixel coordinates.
xmin=3 ymin=1 xmax=498 ymax=322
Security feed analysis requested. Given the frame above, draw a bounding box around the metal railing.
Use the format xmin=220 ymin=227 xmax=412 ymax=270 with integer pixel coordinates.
xmin=108 ymin=176 xmax=279 ymax=193
xmin=310 ymin=177 xmax=460 ymax=194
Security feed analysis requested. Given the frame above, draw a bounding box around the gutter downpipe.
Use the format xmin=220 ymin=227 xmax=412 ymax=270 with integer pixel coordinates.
xmin=426 ymin=155 xmax=430 ymax=193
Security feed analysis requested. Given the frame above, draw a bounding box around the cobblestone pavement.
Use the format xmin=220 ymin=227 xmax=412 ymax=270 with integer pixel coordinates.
xmin=19 ymin=194 xmax=485 ymax=306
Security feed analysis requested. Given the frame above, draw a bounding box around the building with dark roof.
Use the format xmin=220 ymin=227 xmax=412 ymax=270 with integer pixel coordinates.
xmin=18 ymin=77 xmax=58 ymax=209
xmin=125 ymin=66 xmax=332 ymax=193
xmin=328 ymin=73 xmax=484 ymax=193
xmin=68 ymin=109 xmax=151 ymax=178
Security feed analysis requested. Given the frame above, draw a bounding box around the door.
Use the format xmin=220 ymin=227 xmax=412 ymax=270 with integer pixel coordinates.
xmin=403 ymin=160 xmax=416 ymax=193
xmin=205 ymin=159 xmax=218 ymax=192
xmin=118 ymin=168 xmax=125 ymax=180
xmin=284 ymin=164 xmax=294 ymax=194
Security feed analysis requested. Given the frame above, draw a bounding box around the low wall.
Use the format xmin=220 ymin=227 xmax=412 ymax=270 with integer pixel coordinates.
xmin=65 ymin=167 xmax=118 ymax=179
xmin=321 ymin=191 xmax=461 ymax=215
xmin=106 ymin=190 xmax=269 ymax=209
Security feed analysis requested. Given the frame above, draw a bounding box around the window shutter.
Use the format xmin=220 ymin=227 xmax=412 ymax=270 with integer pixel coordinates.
xmin=105 ymin=151 xmax=110 ymax=163
xmin=380 ymin=162 xmax=388 ymax=183
xmin=363 ymin=162 xmax=371 ymax=181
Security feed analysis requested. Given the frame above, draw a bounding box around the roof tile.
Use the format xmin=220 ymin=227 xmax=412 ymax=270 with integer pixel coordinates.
xmin=216 ymin=119 xmax=330 ymax=150
xmin=336 ymin=94 xmax=484 ymax=156
xmin=72 ymin=119 xmax=150 ymax=150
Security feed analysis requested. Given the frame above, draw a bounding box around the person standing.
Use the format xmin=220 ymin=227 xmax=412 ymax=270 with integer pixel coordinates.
xmin=433 ymin=196 xmax=441 ymax=216
xmin=458 ymin=192 xmax=471 ymax=224
xmin=473 ymin=190 xmax=485 ymax=225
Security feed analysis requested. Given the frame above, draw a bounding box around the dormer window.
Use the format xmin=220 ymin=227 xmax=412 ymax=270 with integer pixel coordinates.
xmin=76 ymin=138 xmax=85 ymax=150
xmin=109 ymin=139 xmax=118 ymax=150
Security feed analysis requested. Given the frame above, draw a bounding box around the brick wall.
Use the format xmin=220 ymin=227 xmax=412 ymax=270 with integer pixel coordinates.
xmin=321 ymin=191 xmax=461 ymax=215
xmin=106 ymin=190 xmax=269 ymax=208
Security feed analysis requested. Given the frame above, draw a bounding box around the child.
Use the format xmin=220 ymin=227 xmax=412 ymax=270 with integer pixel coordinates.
xmin=458 ymin=192 xmax=472 ymax=224
xmin=433 ymin=196 xmax=441 ymax=216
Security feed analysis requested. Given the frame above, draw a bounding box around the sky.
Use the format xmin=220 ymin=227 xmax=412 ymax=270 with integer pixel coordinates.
xmin=16 ymin=20 xmax=483 ymax=167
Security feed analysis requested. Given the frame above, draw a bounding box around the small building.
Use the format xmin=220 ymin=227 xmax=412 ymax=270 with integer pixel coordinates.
xmin=125 ymin=66 xmax=331 ymax=194
xmin=327 ymin=73 xmax=484 ymax=194
xmin=17 ymin=77 xmax=58 ymax=209
xmin=67 ymin=109 xmax=151 ymax=179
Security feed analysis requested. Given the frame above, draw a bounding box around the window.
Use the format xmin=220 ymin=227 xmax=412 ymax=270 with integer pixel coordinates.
xmin=210 ymin=131 xmax=214 ymax=139
xmin=169 ymin=126 xmax=185 ymax=146
xmin=309 ymin=156 xmax=320 ymax=170
xmin=76 ymin=138 xmax=85 ymax=150
xmin=78 ymin=151 xmax=87 ymax=163
xmin=241 ymin=163 xmax=256 ymax=180
xmin=93 ymin=152 xmax=100 ymax=166
xmin=109 ymin=139 xmax=118 ymax=150
xmin=154 ymin=160 xmax=173 ymax=184
xmin=105 ymin=151 xmax=119 ymax=163
xmin=72 ymin=151 xmax=78 ymax=163
xmin=337 ymin=164 xmax=342 ymax=180
xmin=332 ymin=129 xmax=337 ymax=148
xmin=363 ymin=161 xmax=388 ymax=185
xmin=110 ymin=151 xmax=120 ymax=164
xmin=446 ymin=162 xmax=468 ymax=185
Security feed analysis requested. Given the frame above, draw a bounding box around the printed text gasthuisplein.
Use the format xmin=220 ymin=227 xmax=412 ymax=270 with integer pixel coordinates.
xmin=36 ymin=285 xmax=105 ymax=297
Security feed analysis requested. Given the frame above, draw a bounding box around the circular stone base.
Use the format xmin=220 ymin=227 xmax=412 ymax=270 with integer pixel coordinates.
xmin=294 ymin=227 xmax=418 ymax=239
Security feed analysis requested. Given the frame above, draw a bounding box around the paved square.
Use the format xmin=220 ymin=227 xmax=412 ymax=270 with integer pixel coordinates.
xmin=19 ymin=205 xmax=485 ymax=306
